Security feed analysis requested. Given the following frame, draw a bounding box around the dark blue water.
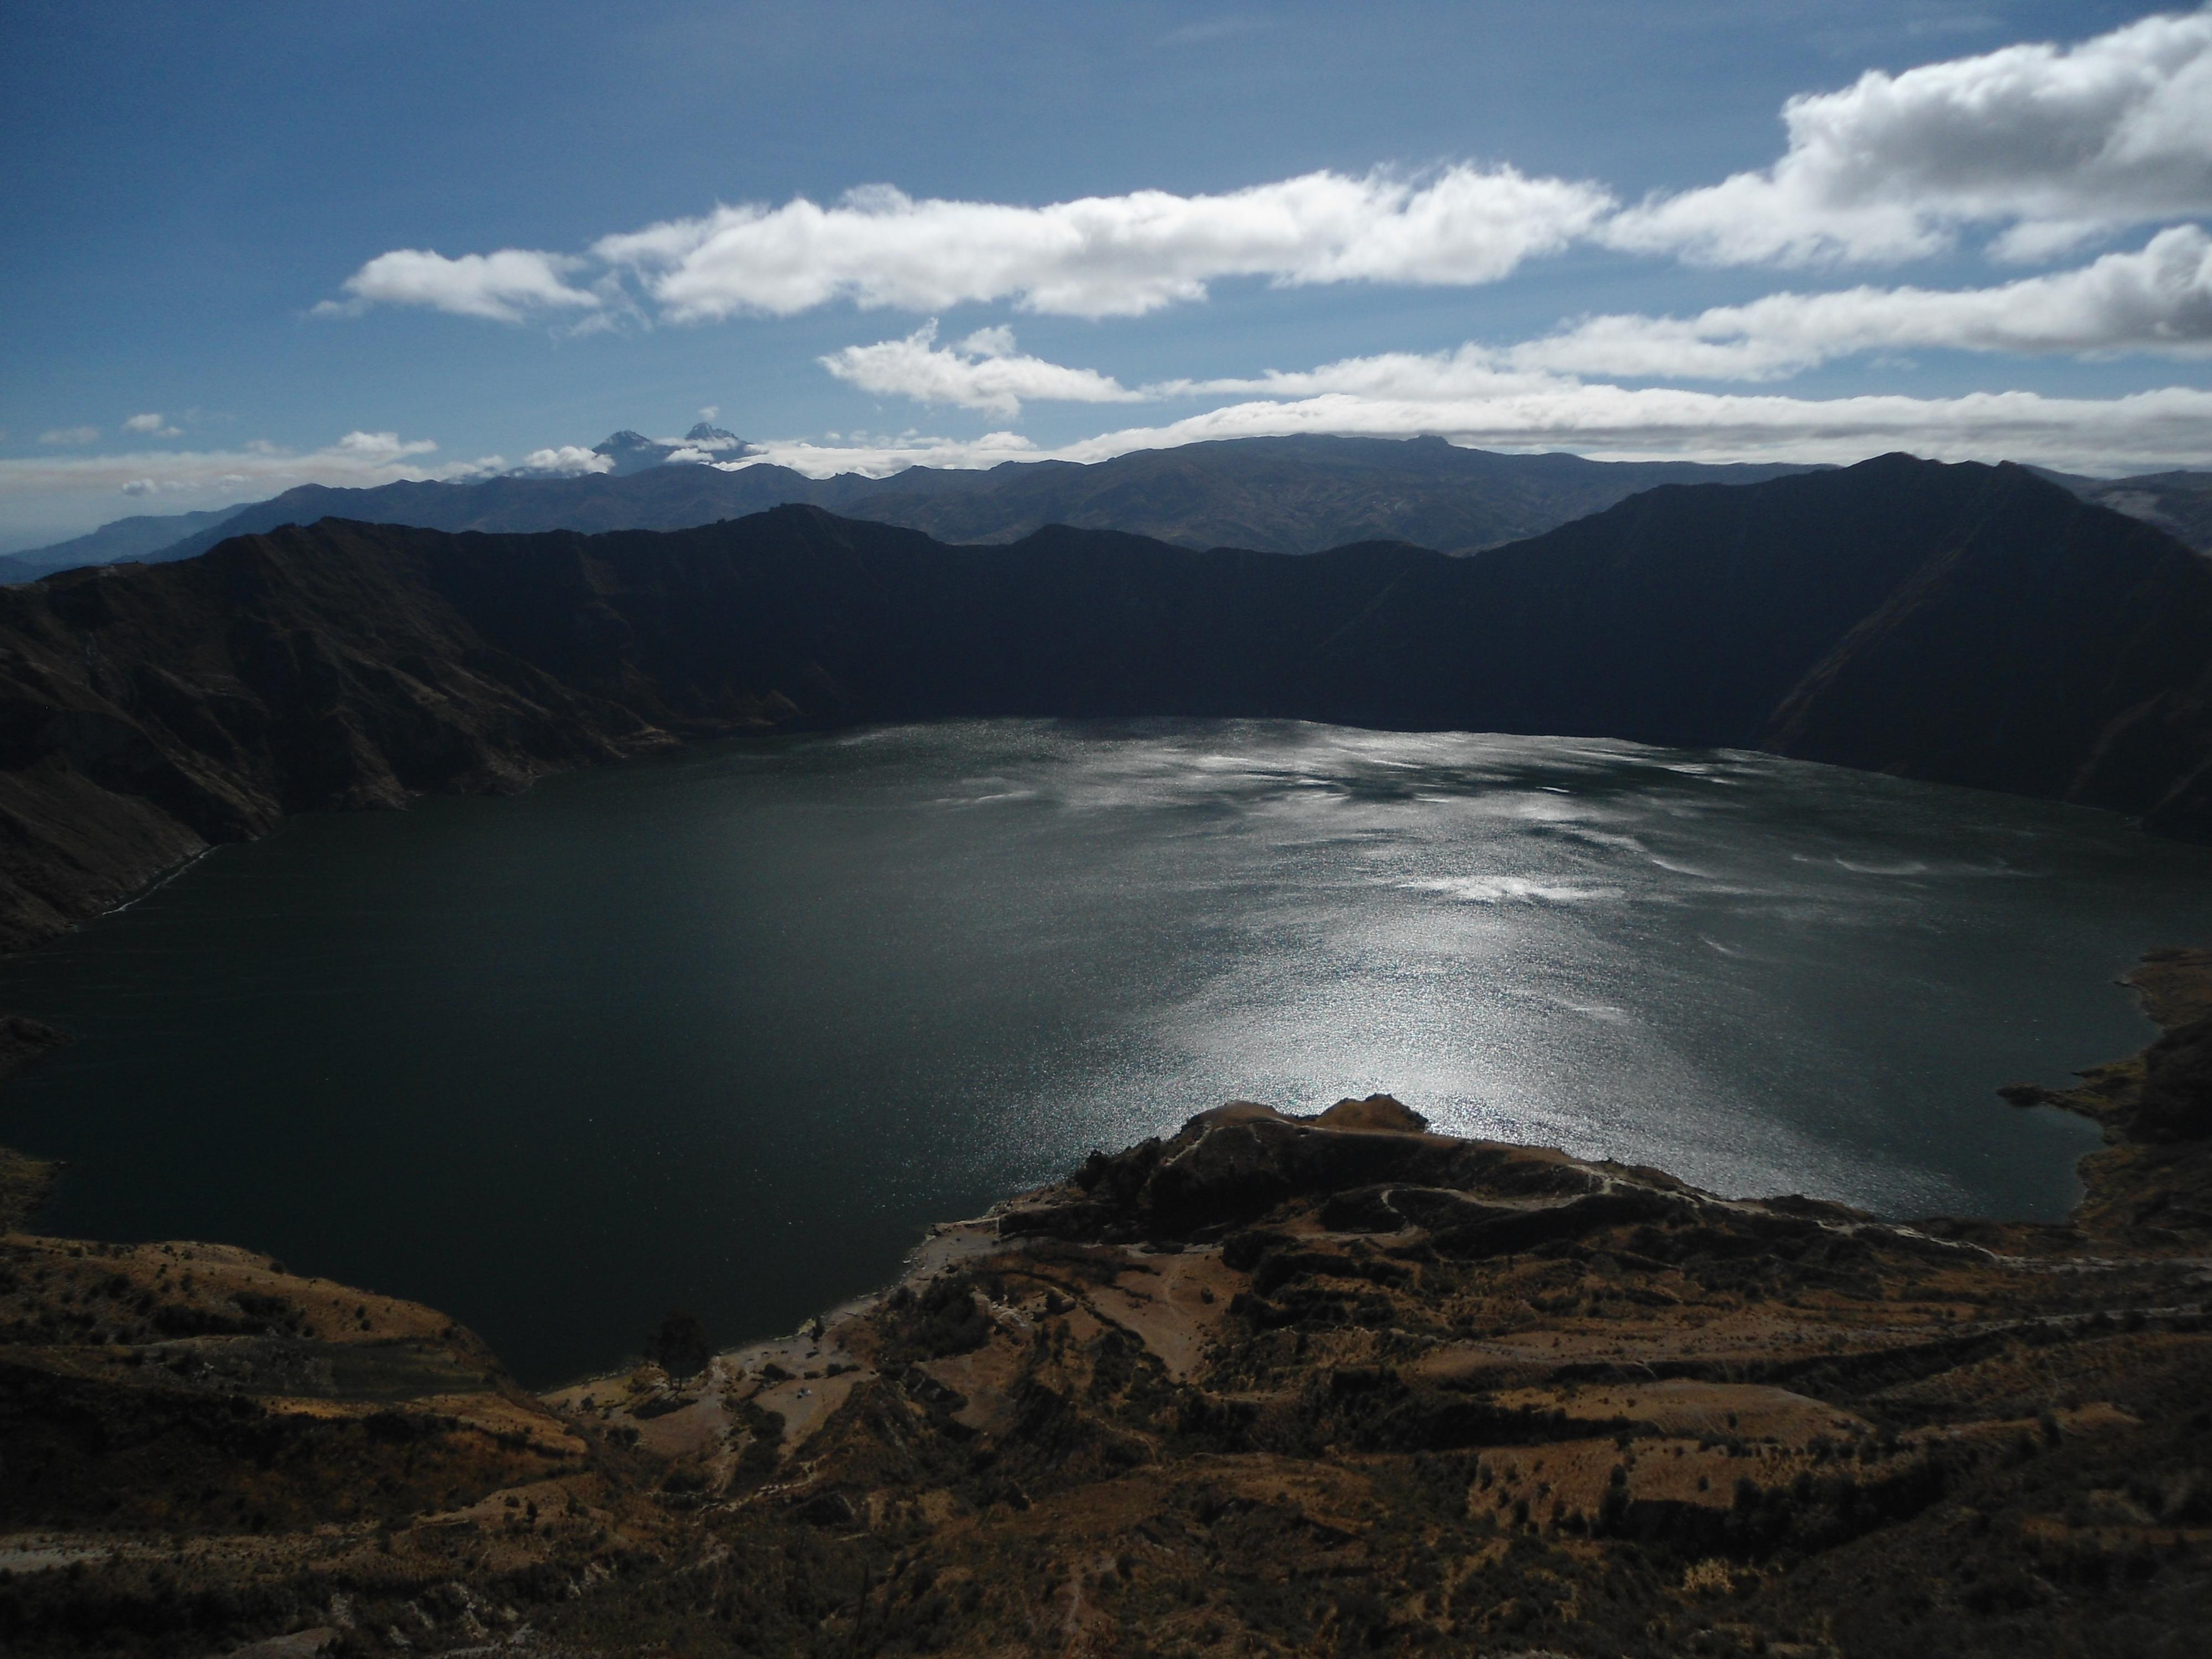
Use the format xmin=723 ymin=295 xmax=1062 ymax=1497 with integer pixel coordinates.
xmin=1 ymin=720 xmax=2200 ymax=1384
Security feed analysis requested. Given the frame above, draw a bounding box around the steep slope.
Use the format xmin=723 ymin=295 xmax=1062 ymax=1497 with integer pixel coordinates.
xmin=1761 ymin=470 xmax=2212 ymax=837
xmin=0 ymin=454 xmax=2206 ymax=952
xmin=1303 ymin=455 xmax=2212 ymax=839
xmin=0 ymin=533 xmax=679 ymax=947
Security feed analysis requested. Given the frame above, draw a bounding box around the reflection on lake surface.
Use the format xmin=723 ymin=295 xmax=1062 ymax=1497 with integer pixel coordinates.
xmin=2 ymin=719 xmax=2202 ymax=1384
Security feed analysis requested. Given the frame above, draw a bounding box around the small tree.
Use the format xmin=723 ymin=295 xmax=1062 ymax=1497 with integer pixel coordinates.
xmin=650 ymin=1310 xmax=712 ymax=1379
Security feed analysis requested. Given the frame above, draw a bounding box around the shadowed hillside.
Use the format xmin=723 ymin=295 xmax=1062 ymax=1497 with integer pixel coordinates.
xmin=0 ymin=453 xmax=2206 ymax=951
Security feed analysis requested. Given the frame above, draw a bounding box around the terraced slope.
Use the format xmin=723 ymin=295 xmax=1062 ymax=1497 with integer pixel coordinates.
xmin=2 ymin=951 xmax=2208 ymax=1656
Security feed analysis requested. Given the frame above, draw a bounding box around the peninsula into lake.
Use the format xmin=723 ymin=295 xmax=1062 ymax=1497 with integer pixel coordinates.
xmin=1 ymin=948 xmax=2208 ymax=1657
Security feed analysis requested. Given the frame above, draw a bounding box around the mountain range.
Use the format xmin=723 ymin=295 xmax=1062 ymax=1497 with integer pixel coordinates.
xmin=0 ymin=452 xmax=2205 ymax=952
xmin=1 ymin=435 xmax=1818 ymax=576
xmin=8 ymin=435 xmax=2210 ymax=587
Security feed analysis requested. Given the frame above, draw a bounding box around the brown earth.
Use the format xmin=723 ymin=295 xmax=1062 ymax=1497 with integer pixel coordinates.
xmin=1 ymin=951 xmax=2209 ymax=1657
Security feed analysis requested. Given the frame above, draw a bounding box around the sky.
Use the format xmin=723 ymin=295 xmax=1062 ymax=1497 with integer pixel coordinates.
xmin=4 ymin=0 xmax=2209 ymax=550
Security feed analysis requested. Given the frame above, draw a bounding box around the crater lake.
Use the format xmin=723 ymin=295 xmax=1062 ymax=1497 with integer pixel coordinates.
xmin=4 ymin=718 xmax=2205 ymax=1384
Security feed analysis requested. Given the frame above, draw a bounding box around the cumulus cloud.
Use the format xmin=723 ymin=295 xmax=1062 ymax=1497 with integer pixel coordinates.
xmin=332 ymin=166 xmax=1612 ymax=325
xmin=0 ymin=431 xmax=506 ymax=504
xmin=1511 ymin=224 xmax=2212 ymax=379
xmin=38 ymin=427 xmax=98 ymax=446
xmin=316 ymin=248 xmax=602 ymax=322
xmin=122 ymin=412 xmax=183 ymax=437
xmin=1607 ymin=8 xmax=2212 ymax=265
xmin=821 ymin=321 xmax=1145 ymax=416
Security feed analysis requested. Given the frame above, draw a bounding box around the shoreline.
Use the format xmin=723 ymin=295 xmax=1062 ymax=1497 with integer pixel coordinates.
xmin=0 ymin=949 xmax=2205 ymax=1653
xmin=0 ymin=930 xmax=2178 ymax=1390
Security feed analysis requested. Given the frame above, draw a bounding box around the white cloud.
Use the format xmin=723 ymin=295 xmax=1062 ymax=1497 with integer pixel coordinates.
xmin=658 ymin=428 xmax=748 ymax=454
xmin=806 ymin=229 xmax=2212 ymax=406
xmin=1165 ymin=348 xmax=1560 ymax=404
xmin=0 ymin=431 xmax=507 ymax=504
xmin=749 ymin=352 xmax=2212 ymax=476
xmin=591 ymin=165 xmax=1612 ymax=320
xmin=1112 ymin=382 xmax=2212 ymax=472
xmin=122 ymin=412 xmax=184 ymax=437
xmin=317 ymin=248 xmax=602 ymax=323
xmin=1607 ymin=8 xmax=2212 ymax=266
xmin=38 ymin=426 xmax=98 ymax=446
xmin=332 ymin=164 xmax=1612 ymax=326
xmin=1510 ymin=224 xmax=2212 ymax=379
xmin=725 ymin=429 xmax=1042 ymax=479
xmin=820 ymin=321 xmax=1145 ymax=416
xmin=514 ymin=446 xmax=615 ymax=476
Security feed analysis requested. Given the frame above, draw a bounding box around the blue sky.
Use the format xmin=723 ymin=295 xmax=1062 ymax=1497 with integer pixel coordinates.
xmin=3 ymin=0 xmax=2205 ymax=549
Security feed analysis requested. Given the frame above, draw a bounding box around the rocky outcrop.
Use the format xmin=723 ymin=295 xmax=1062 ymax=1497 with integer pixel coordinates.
xmin=1002 ymin=1097 xmax=1606 ymax=1241
xmin=4 ymin=954 xmax=2211 ymax=1656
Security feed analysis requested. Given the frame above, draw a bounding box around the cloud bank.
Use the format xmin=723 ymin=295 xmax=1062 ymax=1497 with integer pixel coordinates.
xmin=742 ymin=378 xmax=2212 ymax=478
xmin=0 ymin=430 xmax=601 ymax=505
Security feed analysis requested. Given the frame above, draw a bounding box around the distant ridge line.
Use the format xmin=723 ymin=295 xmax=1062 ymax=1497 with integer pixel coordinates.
xmin=8 ymin=434 xmax=1820 ymax=576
